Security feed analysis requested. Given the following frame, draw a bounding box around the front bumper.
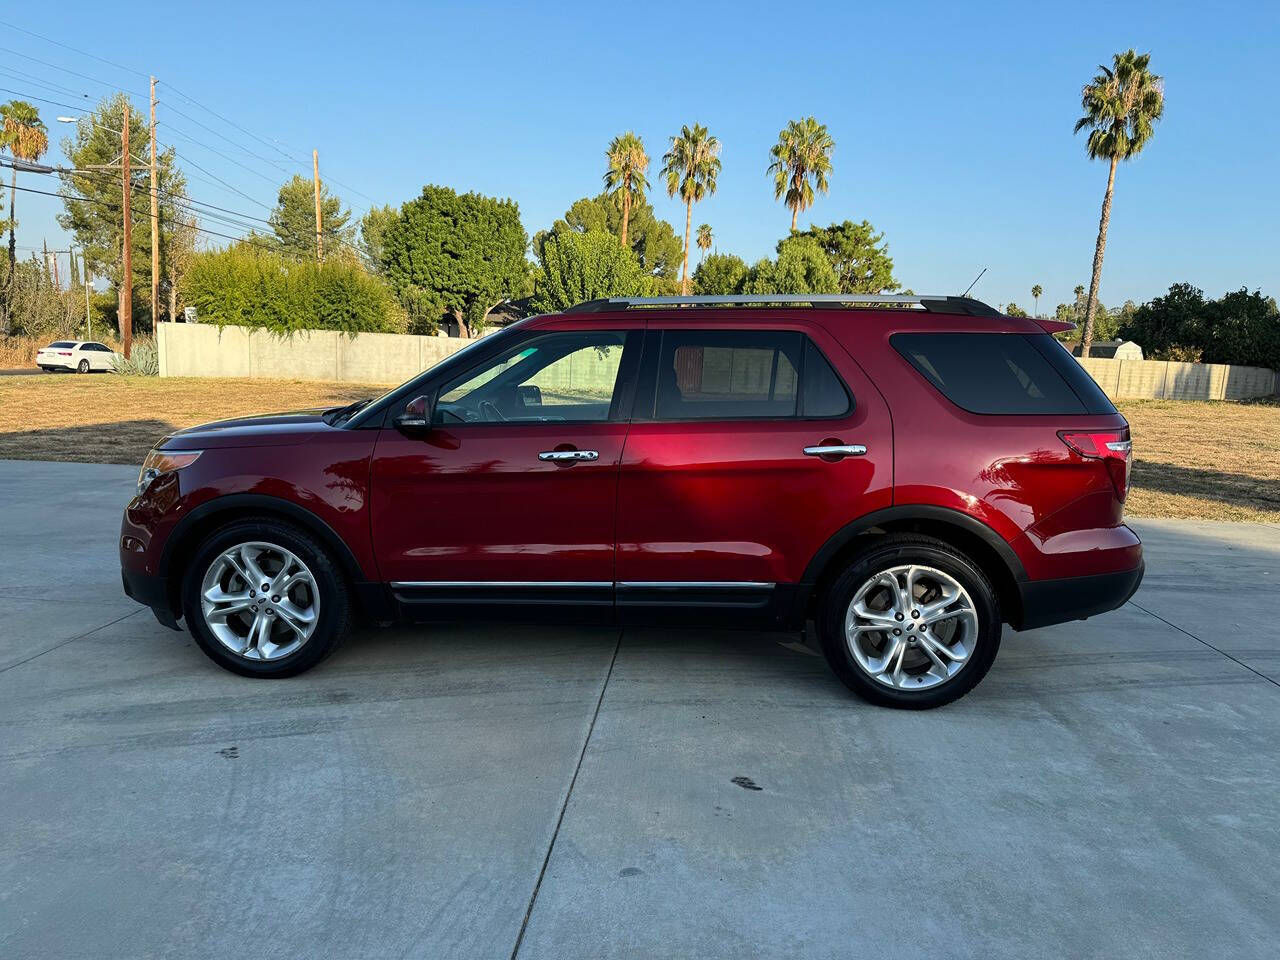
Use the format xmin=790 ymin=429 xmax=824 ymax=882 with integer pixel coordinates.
xmin=1014 ymin=560 xmax=1145 ymax=630
xmin=121 ymin=566 xmax=180 ymax=630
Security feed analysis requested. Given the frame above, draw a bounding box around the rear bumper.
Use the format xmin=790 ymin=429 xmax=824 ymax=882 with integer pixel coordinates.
xmin=1014 ymin=560 xmax=1144 ymax=631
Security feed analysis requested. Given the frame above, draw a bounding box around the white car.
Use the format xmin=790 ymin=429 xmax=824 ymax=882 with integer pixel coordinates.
xmin=35 ymin=340 xmax=119 ymax=374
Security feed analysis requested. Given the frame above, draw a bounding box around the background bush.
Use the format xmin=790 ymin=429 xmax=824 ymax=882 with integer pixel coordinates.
xmin=109 ymin=338 xmax=158 ymax=375
xmin=183 ymin=245 xmax=406 ymax=336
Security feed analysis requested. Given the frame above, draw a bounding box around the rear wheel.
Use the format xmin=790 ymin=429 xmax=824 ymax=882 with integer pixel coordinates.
xmin=817 ymin=534 xmax=1001 ymax=709
xmin=181 ymin=518 xmax=352 ymax=677
xmin=77 ymin=359 xmax=90 ymax=373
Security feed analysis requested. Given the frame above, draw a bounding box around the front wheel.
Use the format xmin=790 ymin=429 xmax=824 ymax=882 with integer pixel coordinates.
xmin=181 ymin=518 xmax=352 ymax=677
xmin=816 ymin=534 xmax=1002 ymax=709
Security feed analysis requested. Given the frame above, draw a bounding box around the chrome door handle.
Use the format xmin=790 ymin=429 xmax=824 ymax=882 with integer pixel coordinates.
xmin=803 ymin=444 xmax=867 ymax=457
xmin=538 ymin=449 xmax=600 ymax=462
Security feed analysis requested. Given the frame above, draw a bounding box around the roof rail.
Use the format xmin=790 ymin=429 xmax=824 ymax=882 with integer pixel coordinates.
xmin=563 ymin=294 xmax=1002 ymax=317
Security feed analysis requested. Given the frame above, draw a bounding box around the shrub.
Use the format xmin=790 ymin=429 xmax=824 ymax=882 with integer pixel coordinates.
xmin=183 ymin=245 xmax=405 ymax=336
xmin=110 ymin=338 xmax=159 ymax=375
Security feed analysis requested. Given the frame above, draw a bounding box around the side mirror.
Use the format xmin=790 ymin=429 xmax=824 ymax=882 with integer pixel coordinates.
xmin=516 ymin=384 xmax=542 ymax=407
xmin=394 ymin=394 xmax=434 ymax=433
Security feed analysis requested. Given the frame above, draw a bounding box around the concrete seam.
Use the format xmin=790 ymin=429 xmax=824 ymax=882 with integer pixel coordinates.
xmin=509 ymin=628 xmax=623 ymax=959
xmin=0 ymin=609 xmax=144 ymax=675
xmin=1128 ymin=600 xmax=1279 ymax=690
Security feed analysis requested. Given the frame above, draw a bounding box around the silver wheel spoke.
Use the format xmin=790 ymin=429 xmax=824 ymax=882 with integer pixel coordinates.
xmin=201 ymin=541 xmax=320 ymax=662
xmin=844 ymin=563 xmax=979 ymax=691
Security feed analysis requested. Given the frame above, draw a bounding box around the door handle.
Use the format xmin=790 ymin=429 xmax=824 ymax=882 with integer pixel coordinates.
xmin=803 ymin=444 xmax=867 ymax=458
xmin=538 ymin=449 xmax=600 ymax=462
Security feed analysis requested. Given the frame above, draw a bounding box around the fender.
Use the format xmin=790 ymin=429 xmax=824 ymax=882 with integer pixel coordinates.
xmin=159 ymin=492 xmax=369 ymax=584
xmin=790 ymin=504 xmax=1030 ymax=627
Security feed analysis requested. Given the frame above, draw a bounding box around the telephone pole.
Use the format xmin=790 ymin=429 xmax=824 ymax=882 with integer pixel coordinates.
xmin=312 ymin=149 xmax=323 ymax=263
xmin=121 ymin=100 xmax=132 ymax=359
xmin=150 ymin=76 xmax=159 ymax=326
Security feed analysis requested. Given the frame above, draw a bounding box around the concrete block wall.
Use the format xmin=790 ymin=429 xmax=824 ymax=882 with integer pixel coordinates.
xmin=156 ymin=322 xmax=1279 ymax=401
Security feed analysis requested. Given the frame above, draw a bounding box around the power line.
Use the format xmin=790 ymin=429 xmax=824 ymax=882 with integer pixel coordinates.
xmin=157 ymin=80 xmax=309 ymax=166
xmin=0 ymin=18 xmax=150 ymax=81
xmin=0 ymin=64 xmax=94 ymax=102
xmin=0 ymin=44 xmax=146 ymax=96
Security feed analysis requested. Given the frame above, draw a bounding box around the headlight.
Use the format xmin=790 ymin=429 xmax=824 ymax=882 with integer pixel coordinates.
xmin=138 ymin=449 xmax=202 ymax=495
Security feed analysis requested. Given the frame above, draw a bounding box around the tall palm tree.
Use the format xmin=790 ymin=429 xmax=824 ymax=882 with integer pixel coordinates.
xmin=1031 ymin=284 xmax=1043 ymax=316
xmin=696 ymin=223 xmax=712 ymax=263
xmin=661 ymin=124 xmax=721 ymax=295
xmin=1074 ymin=50 xmax=1164 ymax=356
xmin=767 ymin=116 xmax=834 ymax=232
xmin=1 ymin=100 xmax=49 ymax=333
xmin=602 ymin=131 xmax=649 ymax=249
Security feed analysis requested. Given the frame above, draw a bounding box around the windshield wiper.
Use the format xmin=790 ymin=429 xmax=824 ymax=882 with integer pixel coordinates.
xmin=325 ymin=398 xmax=372 ymax=425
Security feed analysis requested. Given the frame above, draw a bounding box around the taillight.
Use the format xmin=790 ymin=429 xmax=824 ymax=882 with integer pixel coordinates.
xmin=1059 ymin=429 xmax=1132 ymax=501
xmin=57 ymin=350 xmax=72 ymax=356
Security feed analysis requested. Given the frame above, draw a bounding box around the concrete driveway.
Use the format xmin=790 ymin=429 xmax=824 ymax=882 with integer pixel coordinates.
xmin=1 ymin=459 xmax=1277 ymax=959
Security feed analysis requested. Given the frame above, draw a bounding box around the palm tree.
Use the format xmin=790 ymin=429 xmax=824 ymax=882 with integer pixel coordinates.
xmin=603 ymin=131 xmax=649 ymax=250
xmin=661 ymin=124 xmax=721 ymax=295
xmin=696 ymin=223 xmax=712 ymax=263
xmin=767 ymin=117 xmax=834 ymax=232
xmin=1031 ymin=284 xmax=1043 ymax=316
xmin=1 ymin=100 xmax=49 ymax=333
xmin=1074 ymin=50 xmax=1164 ymax=357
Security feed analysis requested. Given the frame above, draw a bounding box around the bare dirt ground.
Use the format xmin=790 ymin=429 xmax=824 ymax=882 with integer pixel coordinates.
xmin=0 ymin=375 xmax=1276 ymax=523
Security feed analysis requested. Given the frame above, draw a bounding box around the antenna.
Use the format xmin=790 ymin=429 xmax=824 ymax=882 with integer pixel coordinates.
xmin=961 ymin=267 xmax=988 ymax=298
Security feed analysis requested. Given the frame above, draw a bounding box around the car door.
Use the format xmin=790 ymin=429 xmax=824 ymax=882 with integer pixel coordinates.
xmin=614 ymin=320 xmax=893 ymax=616
xmin=369 ymin=321 xmax=643 ymax=609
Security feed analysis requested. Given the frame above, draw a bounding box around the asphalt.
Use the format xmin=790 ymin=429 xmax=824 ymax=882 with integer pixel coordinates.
xmin=1 ymin=459 xmax=1277 ymax=959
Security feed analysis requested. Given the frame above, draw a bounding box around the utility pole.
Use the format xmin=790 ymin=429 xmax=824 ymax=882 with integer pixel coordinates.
xmin=84 ymin=257 xmax=92 ymax=340
xmin=312 ymin=149 xmax=323 ymax=263
xmin=121 ymin=100 xmax=132 ymax=359
xmin=150 ymin=76 xmax=159 ymax=326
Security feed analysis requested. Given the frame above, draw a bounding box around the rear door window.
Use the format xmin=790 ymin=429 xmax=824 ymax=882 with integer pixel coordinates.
xmin=891 ymin=332 xmax=1115 ymax=415
xmin=651 ymin=330 xmax=851 ymax=420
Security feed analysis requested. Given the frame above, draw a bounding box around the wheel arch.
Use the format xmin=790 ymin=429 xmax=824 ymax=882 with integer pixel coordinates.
xmin=795 ymin=506 xmax=1027 ymax=628
xmin=160 ymin=494 xmax=368 ymax=611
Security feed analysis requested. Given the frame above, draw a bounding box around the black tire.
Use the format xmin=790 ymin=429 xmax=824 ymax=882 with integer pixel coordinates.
xmin=77 ymin=359 xmax=90 ymax=373
xmin=816 ymin=534 xmax=1001 ymax=709
xmin=181 ymin=517 xmax=352 ymax=677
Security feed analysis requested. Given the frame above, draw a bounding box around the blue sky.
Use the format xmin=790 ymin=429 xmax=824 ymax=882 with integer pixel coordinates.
xmin=4 ymin=0 xmax=1277 ymax=312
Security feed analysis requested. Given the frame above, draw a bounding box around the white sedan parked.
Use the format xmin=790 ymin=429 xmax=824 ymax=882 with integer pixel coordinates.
xmin=35 ymin=340 xmax=119 ymax=373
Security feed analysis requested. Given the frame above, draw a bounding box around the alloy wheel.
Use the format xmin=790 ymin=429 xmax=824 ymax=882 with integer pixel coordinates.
xmin=844 ymin=563 xmax=979 ymax=690
xmin=199 ymin=541 xmax=320 ymax=661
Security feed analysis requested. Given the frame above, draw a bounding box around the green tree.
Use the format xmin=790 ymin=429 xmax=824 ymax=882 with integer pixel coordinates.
xmin=268 ymin=174 xmax=352 ymax=260
xmin=57 ymin=93 xmax=187 ymax=334
xmin=693 ymin=252 xmax=749 ymax=295
xmin=184 ymin=244 xmax=404 ymax=335
xmin=358 ymin=204 xmax=397 ymax=274
xmin=379 ymin=185 xmax=529 ymax=337
xmin=1005 ymin=302 xmax=1028 ymax=317
xmin=793 ymin=219 xmax=897 ymax=293
xmin=1031 ymin=284 xmax=1043 ymax=316
xmin=1 ymin=100 xmax=49 ymax=333
xmin=602 ymin=132 xmax=649 ymax=250
xmin=744 ymin=235 xmax=839 ymax=294
xmin=538 ymin=193 xmax=683 ymax=293
xmin=530 ymin=229 xmax=646 ymax=313
xmin=696 ymin=223 xmax=712 ymax=263
xmin=661 ymin=123 xmax=721 ymax=295
xmin=1074 ymin=50 xmax=1165 ymax=357
xmin=767 ymin=116 xmax=835 ymax=232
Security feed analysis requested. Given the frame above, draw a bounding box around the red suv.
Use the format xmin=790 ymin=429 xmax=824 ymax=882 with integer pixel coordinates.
xmin=120 ymin=295 xmax=1143 ymax=708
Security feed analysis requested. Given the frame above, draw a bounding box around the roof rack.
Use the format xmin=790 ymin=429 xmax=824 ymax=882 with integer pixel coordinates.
xmin=563 ymin=294 xmax=1002 ymax=317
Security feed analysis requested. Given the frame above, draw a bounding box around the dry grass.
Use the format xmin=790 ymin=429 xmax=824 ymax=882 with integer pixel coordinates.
xmin=0 ymin=375 xmax=1275 ymax=523
xmin=1118 ymin=398 xmax=1280 ymax=524
xmin=0 ymin=375 xmax=389 ymax=464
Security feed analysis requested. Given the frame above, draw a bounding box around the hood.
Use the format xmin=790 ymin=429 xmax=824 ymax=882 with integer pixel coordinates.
xmin=159 ymin=409 xmax=334 ymax=450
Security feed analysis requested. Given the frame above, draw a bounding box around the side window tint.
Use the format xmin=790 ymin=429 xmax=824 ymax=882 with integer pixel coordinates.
xmin=434 ymin=331 xmax=628 ymax=424
xmin=802 ymin=339 xmax=852 ymax=417
xmin=655 ymin=331 xmax=802 ymax=420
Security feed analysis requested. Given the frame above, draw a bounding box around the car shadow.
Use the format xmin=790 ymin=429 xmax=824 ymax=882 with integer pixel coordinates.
xmin=0 ymin=419 xmax=178 ymax=464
